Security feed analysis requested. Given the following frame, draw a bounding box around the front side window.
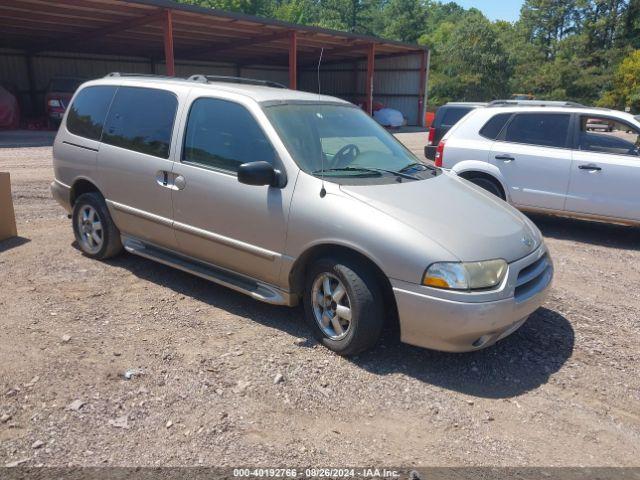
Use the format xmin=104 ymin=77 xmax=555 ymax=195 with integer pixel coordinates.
xmin=183 ymin=98 xmax=276 ymax=173
xmin=264 ymin=103 xmax=436 ymax=183
xmin=578 ymin=116 xmax=640 ymax=157
xmin=503 ymin=113 xmax=570 ymax=148
xmin=66 ymin=86 xmax=116 ymax=141
xmin=102 ymin=87 xmax=177 ymax=159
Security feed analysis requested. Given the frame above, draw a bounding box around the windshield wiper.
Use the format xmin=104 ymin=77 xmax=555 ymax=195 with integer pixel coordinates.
xmin=399 ymin=162 xmax=438 ymax=174
xmin=312 ymin=167 xmax=383 ymax=176
xmin=312 ymin=166 xmax=419 ymax=180
xmin=363 ymin=167 xmax=419 ymax=180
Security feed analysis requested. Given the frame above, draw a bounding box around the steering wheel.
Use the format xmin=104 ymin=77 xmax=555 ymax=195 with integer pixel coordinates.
xmin=332 ymin=144 xmax=360 ymax=168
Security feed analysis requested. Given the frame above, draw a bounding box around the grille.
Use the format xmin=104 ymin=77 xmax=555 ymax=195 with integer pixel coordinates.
xmin=514 ymin=253 xmax=550 ymax=302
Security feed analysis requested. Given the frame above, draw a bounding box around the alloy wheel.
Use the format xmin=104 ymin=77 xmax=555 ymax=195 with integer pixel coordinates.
xmin=311 ymin=272 xmax=353 ymax=340
xmin=76 ymin=205 xmax=103 ymax=254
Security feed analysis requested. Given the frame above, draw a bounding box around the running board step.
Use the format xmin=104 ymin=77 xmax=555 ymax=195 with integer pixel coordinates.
xmin=123 ymin=238 xmax=293 ymax=306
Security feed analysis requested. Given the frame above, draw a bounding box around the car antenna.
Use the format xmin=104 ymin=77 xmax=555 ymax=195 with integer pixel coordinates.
xmin=317 ymin=47 xmax=326 ymax=198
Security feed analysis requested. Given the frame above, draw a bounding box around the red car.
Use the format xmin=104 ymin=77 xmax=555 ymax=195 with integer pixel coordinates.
xmin=0 ymin=84 xmax=20 ymax=129
xmin=45 ymin=76 xmax=84 ymax=128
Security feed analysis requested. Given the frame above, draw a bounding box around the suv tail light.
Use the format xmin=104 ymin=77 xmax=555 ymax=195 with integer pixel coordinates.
xmin=434 ymin=140 xmax=445 ymax=167
xmin=427 ymin=127 xmax=436 ymax=146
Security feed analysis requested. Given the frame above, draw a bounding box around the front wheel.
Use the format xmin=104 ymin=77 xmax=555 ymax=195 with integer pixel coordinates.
xmin=465 ymin=175 xmax=505 ymax=200
xmin=303 ymin=257 xmax=384 ymax=356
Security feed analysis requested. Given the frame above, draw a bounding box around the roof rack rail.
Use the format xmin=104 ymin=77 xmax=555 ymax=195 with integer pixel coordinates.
xmin=187 ymin=74 xmax=286 ymax=89
xmin=105 ymin=72 xmax=179 ymax=79
xmin=488 ymin=99 xmax=585 ymax=108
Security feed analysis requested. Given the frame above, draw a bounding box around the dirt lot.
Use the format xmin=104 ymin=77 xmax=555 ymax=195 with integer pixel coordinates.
xmin=1 ymin=138 xmax=639 ymax=468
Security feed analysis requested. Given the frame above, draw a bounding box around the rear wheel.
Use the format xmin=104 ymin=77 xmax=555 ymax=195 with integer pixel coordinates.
xmin=72 ymin=192 xmax=123 ymax=259
xmin=303 ymin=257 xmax=384 ymax=356
xmin=465 ymin=175 xmax=505 ymax=200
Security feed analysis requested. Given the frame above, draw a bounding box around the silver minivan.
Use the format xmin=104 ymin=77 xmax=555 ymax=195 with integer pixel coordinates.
xmin=51 ymin=73 xmax=553 ymax=355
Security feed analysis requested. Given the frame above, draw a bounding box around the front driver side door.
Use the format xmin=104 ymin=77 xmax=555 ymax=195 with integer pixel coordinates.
xmin=566 ymin=115 xmax=640 ymax=222
xmin=170 ymin=94 xmax=294 ymax=286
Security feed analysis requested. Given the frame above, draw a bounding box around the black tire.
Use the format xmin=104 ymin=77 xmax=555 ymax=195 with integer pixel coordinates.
xmin=466 ymin=175 xmax=505 ymax=200
xmin=303 ymin=257 xmax=385 ymax=356
xmin=72 ymin=192 xmax=123 ymax=260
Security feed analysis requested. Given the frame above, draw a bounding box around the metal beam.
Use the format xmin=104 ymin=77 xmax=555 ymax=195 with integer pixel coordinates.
xmin=163 ymin=9 xmax=175 ymax=76
xmin=178 ymin=30 xmax=292 ymax=60
xmin=288 ymin=30 xmax=297 ymax=89
xmin=297 ymin=42 xmax=370 ymax=68
xmin=28 ymin=8 xmax=166 ymax=54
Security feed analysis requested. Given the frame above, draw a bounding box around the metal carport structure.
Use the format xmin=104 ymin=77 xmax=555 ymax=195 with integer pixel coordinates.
xmin=0 ymin=0 xmax=429 ymax=125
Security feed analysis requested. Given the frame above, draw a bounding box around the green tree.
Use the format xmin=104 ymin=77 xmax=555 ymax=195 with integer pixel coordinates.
xmin=519 ymin=0 xmax=579 ymax=59
xmin=179 ymin=0 xmax=275 ymax=16
xmin=430 ymin=14 xmax=513 ymax=103
xmin=599 ymin=49 xmax=640 ymax=111
xmin=382 ymin=0 xmax=428 ymax=43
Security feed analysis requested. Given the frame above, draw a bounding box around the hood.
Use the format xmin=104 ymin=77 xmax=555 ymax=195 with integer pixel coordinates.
xmin=339 ymin=172 xmax=540 ymax=263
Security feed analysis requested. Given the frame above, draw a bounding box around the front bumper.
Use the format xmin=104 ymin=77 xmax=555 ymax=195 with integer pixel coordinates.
xmin=50 ymin=179 xmax=72 ymax=214
xmin=393 ymin=246 xmax=553 ymax=352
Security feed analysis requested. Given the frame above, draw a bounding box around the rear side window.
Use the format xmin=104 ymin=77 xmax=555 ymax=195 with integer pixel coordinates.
xmin=503 ymin=113 xmax=570 ymax=148
xmin=440 ymin=107 xmax=473 ymax=126
xmin=182 ymin=97 xmax=275 ymax=173
xmin=102 ymin=87 xmax=177 ymax=159
xmin=479 ymin=113 xmax=512 ymax=139
xmin=66 ymin=86 xmax=116 ymax=141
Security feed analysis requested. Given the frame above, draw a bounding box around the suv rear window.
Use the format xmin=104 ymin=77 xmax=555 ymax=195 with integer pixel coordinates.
xmin=479 ymin=113 xmax=511 ymax=139
xmin=102 ymin=87 xmax=178 ymax=159
xmin=66 ymin=86 xmax=117 ymax=141
xmin=440 ymin=107 xmax=473 ymax=126
xmin=503 ymin=113 xmax=570 ymax=148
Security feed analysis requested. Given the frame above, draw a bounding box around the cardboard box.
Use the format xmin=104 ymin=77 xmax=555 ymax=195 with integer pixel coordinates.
xmin=0 ymin=172 xmax=18 ymax=241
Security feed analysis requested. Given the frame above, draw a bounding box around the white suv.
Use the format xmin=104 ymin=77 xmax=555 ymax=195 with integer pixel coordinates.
xmin=436 ymin=103 xmax=640 ymax=225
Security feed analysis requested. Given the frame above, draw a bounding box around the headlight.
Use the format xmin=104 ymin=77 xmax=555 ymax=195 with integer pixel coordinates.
xmin=47 ymin=99 xmax=62 ymax=108
xmin=423 ymin=259 xmax=507 ymax=291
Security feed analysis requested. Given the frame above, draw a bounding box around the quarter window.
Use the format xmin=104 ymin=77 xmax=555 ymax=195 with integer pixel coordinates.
xmin=183 ymin=98 xmax=275 ymax=173
xmin=479 ymin=113 xmax=511 ymax=140
xmin=503 ymin=113 xmax=570 ymax=148
xmin=102 ymin=87 xmax=177 ymax=159
xmin=66 ymin=86 xmax=116 ymax=141
xmin=578 ymin=116 xmax=640 ymax=157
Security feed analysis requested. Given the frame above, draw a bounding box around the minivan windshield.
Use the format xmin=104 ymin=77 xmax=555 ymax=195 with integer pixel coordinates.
xmin=264 ymin=103 xmax=437 ymax=181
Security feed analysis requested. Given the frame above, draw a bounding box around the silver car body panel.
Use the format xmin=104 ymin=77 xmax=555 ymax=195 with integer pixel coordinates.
xmin=51 ymin=76 xmax=553 ymax=352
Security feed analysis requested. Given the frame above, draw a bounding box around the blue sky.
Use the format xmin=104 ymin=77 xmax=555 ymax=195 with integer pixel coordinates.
xmin=453 ymin=0 xmax=524 ymax=22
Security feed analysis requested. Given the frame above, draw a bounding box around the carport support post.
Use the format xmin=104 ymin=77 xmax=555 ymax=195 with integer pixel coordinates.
xmin=418 ymin=49 xmax=429 ymax=126
xmin=288 ymin=31 xmax=297 ymax=89
xmin=366 ymin=43 xmax=376 ymax=116
xmin=163 ymin=9 xmax=175 ymax=77
xmin=25 ymin=55 xmax=38 ymax=116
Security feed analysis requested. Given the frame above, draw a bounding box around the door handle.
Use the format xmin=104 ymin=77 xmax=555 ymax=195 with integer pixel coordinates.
xmin=495 ymin=154 xmax=515 ymax=162
xmin=578 ymin=164 xmax=602 ymax=172
xmin=156 ymin=170 xmax=169 ymax=187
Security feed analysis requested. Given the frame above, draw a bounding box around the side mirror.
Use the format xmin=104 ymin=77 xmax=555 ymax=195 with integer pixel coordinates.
xmin=238 ymin=161 xmax=281 ymax=187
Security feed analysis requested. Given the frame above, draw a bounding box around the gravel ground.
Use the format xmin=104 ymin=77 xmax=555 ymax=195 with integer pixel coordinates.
xmin=1 ymin=141 xmax=639 ymax=468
